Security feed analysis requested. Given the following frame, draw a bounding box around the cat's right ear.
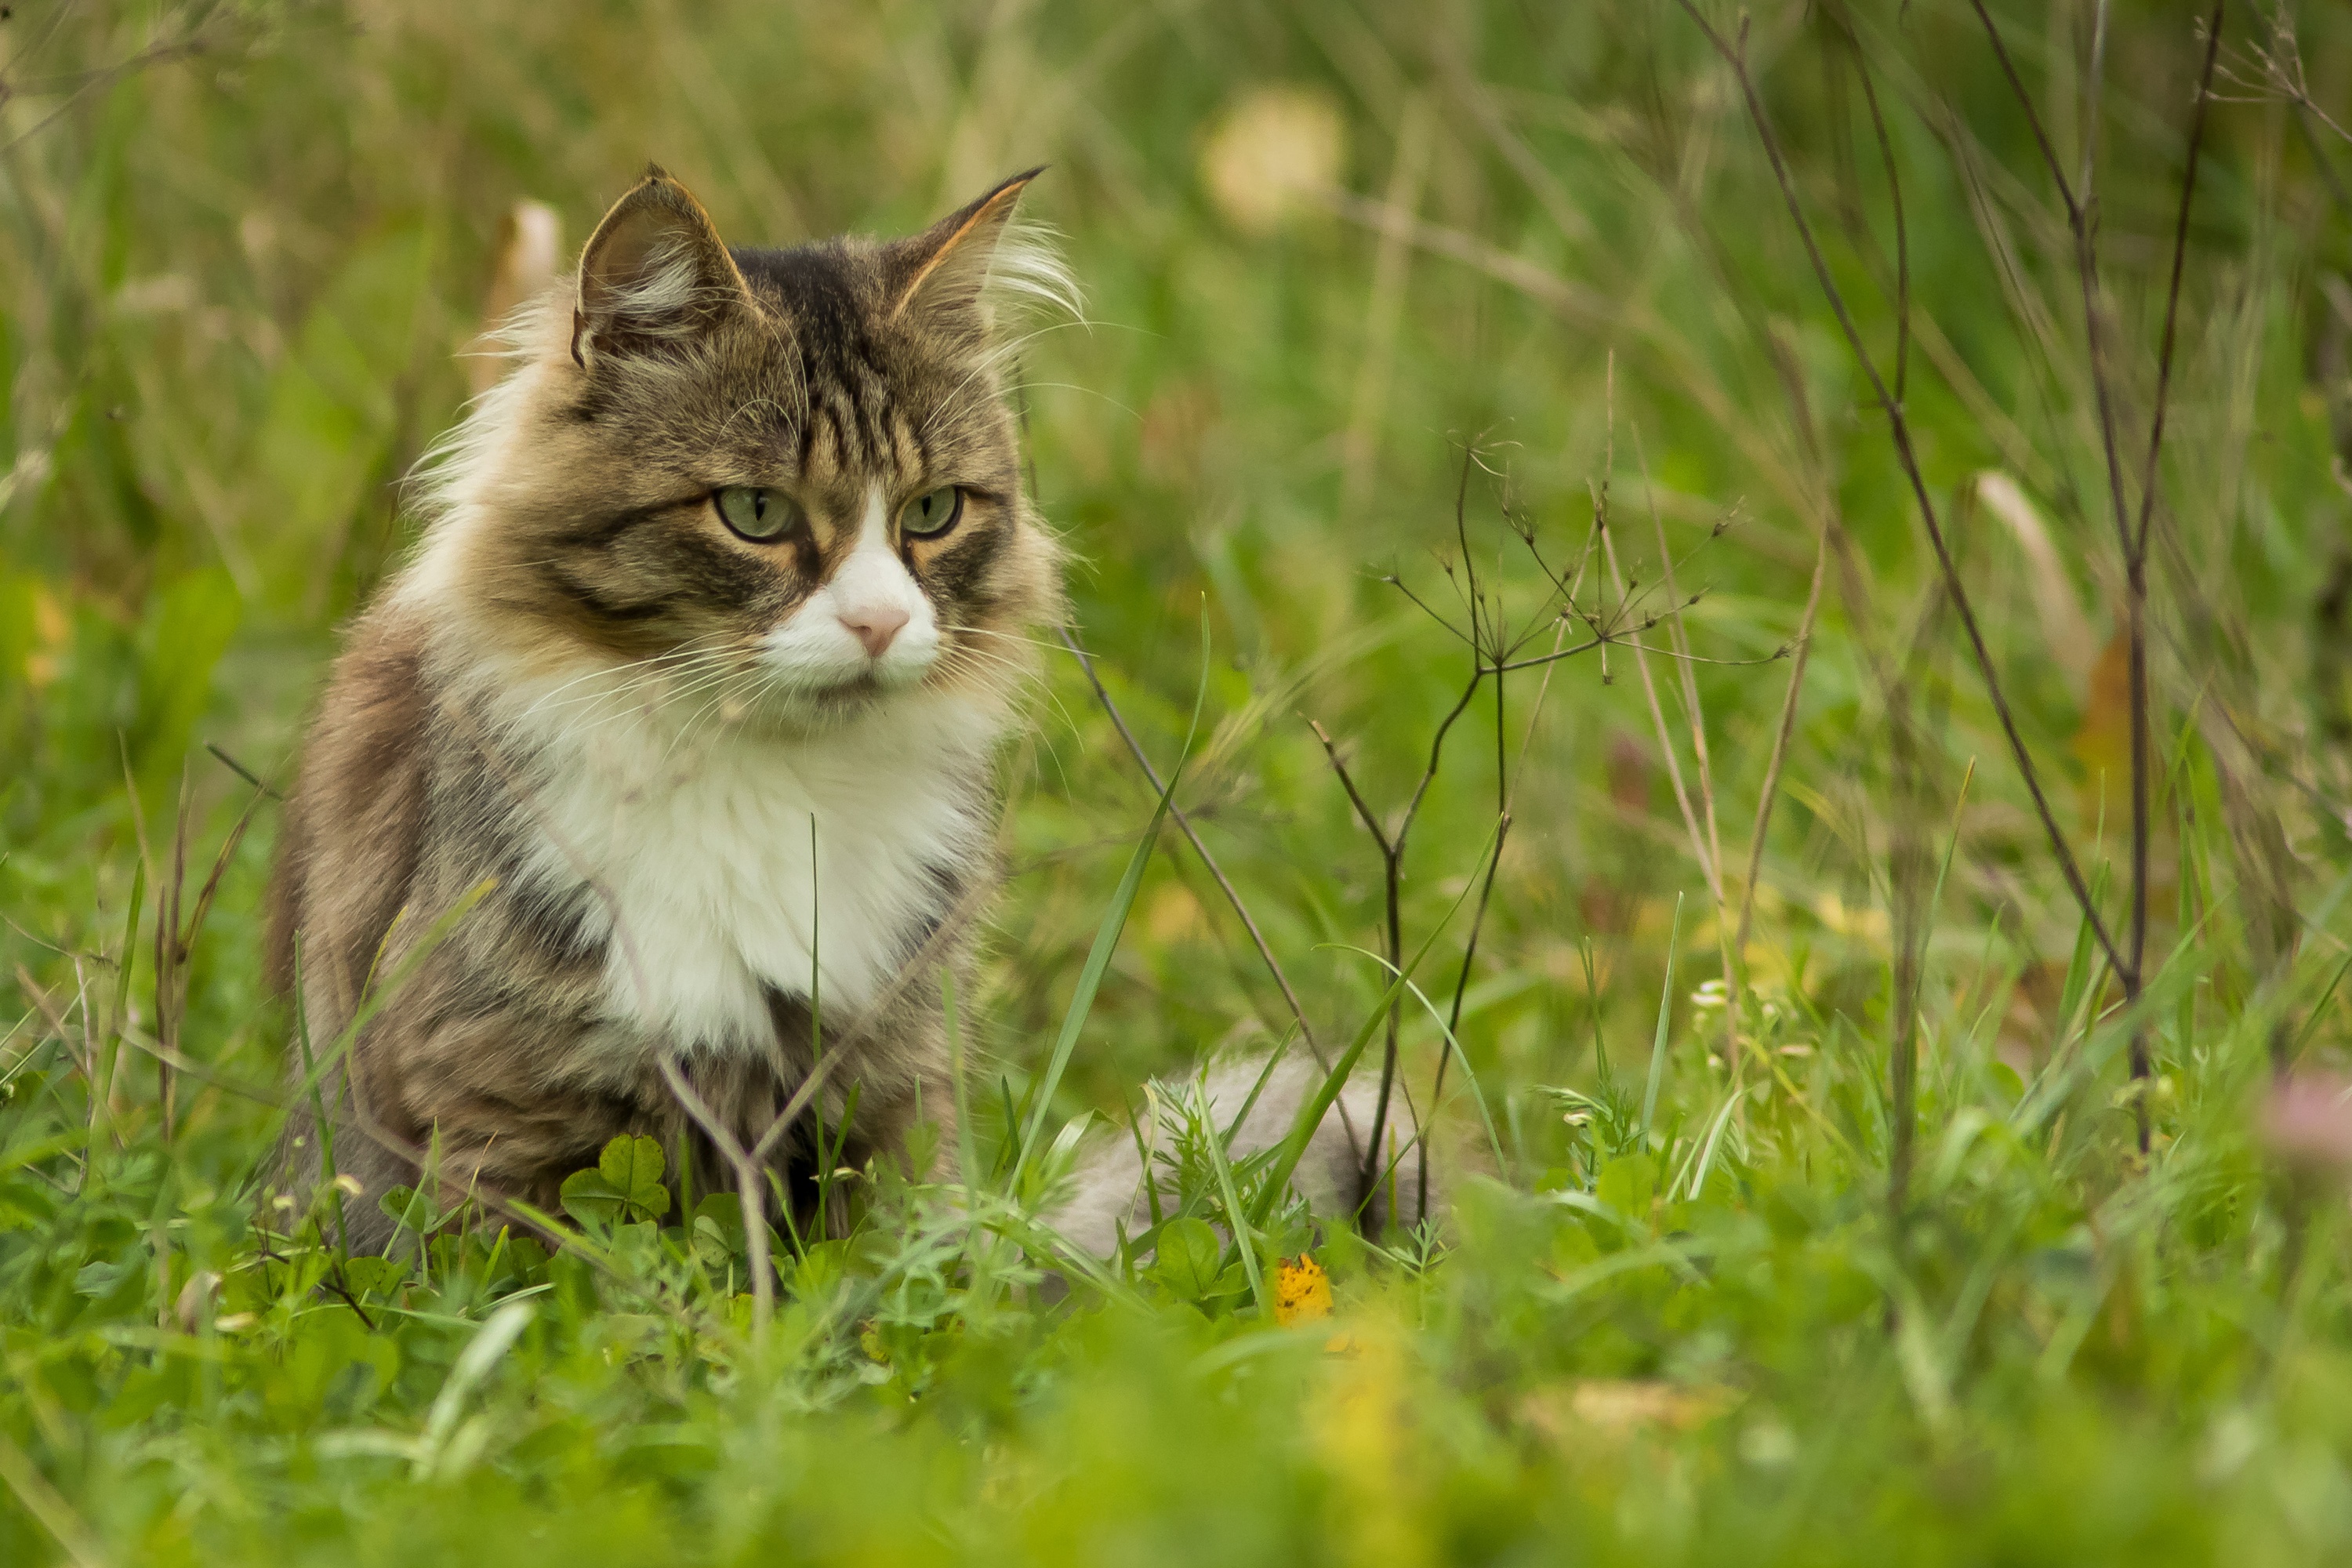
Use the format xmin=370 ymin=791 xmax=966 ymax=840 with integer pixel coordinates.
xmin=572 ymin=168 xmax=751 ymax=370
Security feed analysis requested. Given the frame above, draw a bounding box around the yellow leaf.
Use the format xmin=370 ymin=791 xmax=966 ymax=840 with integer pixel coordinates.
xmin=1276 ymin=1254 xmax=1332 ymax=1326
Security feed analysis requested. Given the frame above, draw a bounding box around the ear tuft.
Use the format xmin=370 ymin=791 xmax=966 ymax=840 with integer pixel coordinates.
xmin=887 ymin=168 xmax=1079 ymax=333
xmin=572 ymin=172 xmax=750 ymax=369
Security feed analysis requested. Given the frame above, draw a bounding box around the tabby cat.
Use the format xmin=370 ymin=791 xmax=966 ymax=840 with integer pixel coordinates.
xmin=268 ymin=168 xmax=1074 ymax=1247
xmin=270 ymin=167 xmax=1410 ymax=1252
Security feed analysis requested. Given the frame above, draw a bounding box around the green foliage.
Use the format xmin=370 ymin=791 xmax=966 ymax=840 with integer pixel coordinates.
xmin=560 ymin=1135 xmax=674 ymax=1229
xmin=5 ymin=0 xmax=2352 ymax=1563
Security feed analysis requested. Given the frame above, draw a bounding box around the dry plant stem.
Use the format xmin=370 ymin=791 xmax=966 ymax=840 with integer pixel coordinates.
xmin=180 ymin=781 xmax=270 ymax=978
xmin=1639 ymin=428 xmax=1725 ymax=898
xmin=1635 ymin=424 xmax=1740 ymax=1079
xmin=1421 ymin=600 xmax=1585 ymax=1213
xmin=1425 ymin=623 xmax=1566 ymax=1209
xmin=1967 ymin=0 xmax=2226 ymax=1151
xmin=2132 ymin=3 xmax=2226 ymax=966
xmin=1601 ymin=524 xmax=1719 ymax=908
xmin=1736 ymin=529 xmax=1829 ymax=971
xmin=1308 ymin=450 xmax=1508 ymax=1207
xmin=655 ymin=1054 xmax=775 ymax=1337
xmin=1830 ymin=2 xmax=1911 ymax=406
xmin=1973 ymin=0 xmax=2142 ymax=981
xmin=1885 ymin=600 xmax=1944 ymax=1223
xmin=1306 ymin=714 xmax=1428 ymax=1206
xmin=1677 ymin=2 xmax=2131 ymax=996
xmin=156 ymin=767 xmax=193 ymax=1142
xmin=116 ymin=739 xmax=153 ymax=1155
xmin=1055 ymin=625 xmax=1363 ymax=1165
xmin=1363 ymin=657 xmax=1486 ymax=1195
xmin=2136 ymin=7 xmax=2223 ymax=573
xmin=204 ymin=740 xmax=281 ymax=799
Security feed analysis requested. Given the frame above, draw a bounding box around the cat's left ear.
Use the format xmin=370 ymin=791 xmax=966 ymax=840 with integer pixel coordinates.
xmin=572 ymin=166 xmax=753 ymax=369
xmin=885 ymin=167 xmax=1058 ymax=335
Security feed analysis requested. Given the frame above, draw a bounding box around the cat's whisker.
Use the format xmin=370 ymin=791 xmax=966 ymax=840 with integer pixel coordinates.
xmin=528 ymin=652 xmax=747 ymax=718
xmin=951 ymin=625 xmax=1080 ymax=656
xmin=529 ymin=662 xmax=753 ymax=735
xmin=657 ymin=671 xmax=756 ymax=768
xmin=516 ymin=634 xmax=748 ymax=717
xmin=999 ymin=379 xmax=1142 ymax=423
xmin=539 ymin=649 xmax=764 ymax=746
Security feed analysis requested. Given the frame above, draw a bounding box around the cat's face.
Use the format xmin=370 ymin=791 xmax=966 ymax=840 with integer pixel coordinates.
xmin=434 ymin=169 xmax=1065 ymax=725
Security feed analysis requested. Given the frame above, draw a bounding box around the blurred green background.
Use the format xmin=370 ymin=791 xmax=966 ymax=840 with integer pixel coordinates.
xmin=5 ymin=1 xmax=2352 ymax=1563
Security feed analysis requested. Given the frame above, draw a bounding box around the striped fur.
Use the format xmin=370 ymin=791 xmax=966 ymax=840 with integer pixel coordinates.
xmin=270 ymin=169 xmax=1065 ymax=1247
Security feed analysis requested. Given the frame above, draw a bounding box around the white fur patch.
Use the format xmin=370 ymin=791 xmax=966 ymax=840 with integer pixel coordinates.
xmin=757 ymin=486 xmax=940 ymax=695
xmin=494 ymin=673 xmax=997 ymax=1054
xmin=984 ymin=220 xmax=1084 ymax=325
xmin=608 ymin=238 xmax=702 ymax=328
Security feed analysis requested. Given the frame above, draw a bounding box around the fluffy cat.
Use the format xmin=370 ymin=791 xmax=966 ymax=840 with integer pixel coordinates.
xmin=268 ymin=166 xmax=1421 ymax=1254
xmin=268 ymin=168 xmax=1069 ymax=1247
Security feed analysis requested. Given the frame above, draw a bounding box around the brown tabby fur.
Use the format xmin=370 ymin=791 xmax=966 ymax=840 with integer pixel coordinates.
xmin=268 ymin=169 xmax=1065 ymax=1248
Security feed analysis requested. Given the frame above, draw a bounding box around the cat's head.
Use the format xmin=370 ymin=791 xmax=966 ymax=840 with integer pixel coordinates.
xmin=412 ymin=166 xmax=1070 ymax=731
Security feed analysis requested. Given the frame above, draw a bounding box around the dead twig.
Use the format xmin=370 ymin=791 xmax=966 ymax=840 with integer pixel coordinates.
xmin=1676 ymin=2 xmax=2131 ymax=997
xmin=1965 ymin=0 xmax=2226 ymax=1152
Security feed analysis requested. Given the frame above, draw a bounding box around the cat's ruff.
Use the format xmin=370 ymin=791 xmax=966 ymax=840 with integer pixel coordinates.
xmin=486 ymin=667 xmax=1001 ymax=1056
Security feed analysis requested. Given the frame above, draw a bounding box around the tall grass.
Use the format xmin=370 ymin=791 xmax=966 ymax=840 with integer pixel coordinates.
xmin=5 ymin=1 xmax=2352 ymax=1562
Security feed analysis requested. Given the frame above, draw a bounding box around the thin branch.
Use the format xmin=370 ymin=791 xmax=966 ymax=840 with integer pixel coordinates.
xmin=2133 ymin=9 xmax=2223 ymax=557
xmin=1828 ymin=3 xmax=1912 ymax=405
xmin=205 ymin=740 xmax=281 ymax=800
xmin=1736 ymin=528 xmax=1830 ymax=971
xmin=1603 ymin=522 xmax=1721 ymax=907
xmin=1639 ymin=425 xmax=1726 ymax=913
xmin=1968 ymin=0 xmax=2224 ymax=1142
xmin=656 ymin=1053 xmax=775 ymax=1338
xmin=1308 ymin=720 xmax=1397 ymax=859
xmin=1675 ymin=2 xmax=2132 ymax=989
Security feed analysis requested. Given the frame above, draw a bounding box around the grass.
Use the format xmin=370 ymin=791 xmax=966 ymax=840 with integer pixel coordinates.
xmin=6 ymin=0 xmax=2352 ymax=1561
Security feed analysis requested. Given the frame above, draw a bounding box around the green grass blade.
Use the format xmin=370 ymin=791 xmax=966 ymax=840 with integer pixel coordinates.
xmin=1195 ymin=1077 xmax=1269 ymax=1316
xmin=94 ymin=855 xmax=147 ymax=1156
xmin=1641 ymin=892 xmax=1684 ymax=1136
xmin=1320 ymin=942 xmax=1508 ymax=1180
xmin=1016 ymin=615 xmax=1211 ymax=1185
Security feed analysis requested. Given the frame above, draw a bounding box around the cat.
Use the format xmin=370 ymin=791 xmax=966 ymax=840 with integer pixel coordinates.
xmin=267 ymin=166 xmax=1419 ymax=1255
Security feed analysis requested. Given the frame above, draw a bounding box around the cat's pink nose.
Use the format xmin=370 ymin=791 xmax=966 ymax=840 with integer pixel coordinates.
xmin=840 ymin=605 xmax=909 ymax=659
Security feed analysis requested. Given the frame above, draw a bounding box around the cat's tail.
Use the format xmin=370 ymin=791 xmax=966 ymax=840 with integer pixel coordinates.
xmin=1044 ymin=1052 xmax=1442 ymax=1257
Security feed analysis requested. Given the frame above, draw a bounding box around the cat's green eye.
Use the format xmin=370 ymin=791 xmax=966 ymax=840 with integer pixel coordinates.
xmin=899 ymin=485 xmax=964 ymax=539
xmin=713 ymin=486 xmax=797 ymax=542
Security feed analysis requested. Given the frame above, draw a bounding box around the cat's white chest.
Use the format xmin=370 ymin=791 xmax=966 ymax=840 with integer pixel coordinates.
xmin=514 ymin=695 xmax=992 ymax=1052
